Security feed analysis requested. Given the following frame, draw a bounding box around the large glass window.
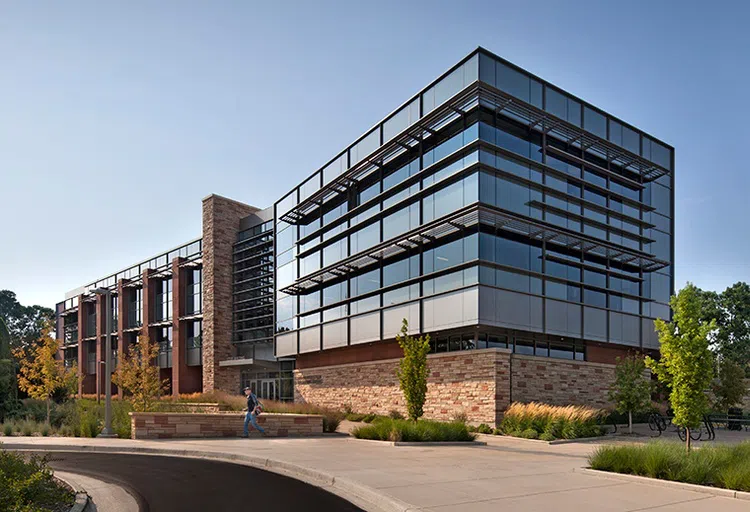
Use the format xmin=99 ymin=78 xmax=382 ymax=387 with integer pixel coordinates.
xmin=322 ymin=281 xmax=347 ymax=306
xmin=423 ymin=234 xmax=478 ymax=274
xmin=383 ymin=255 xmax=420 ymax=287
xmin=323 ymin=238 xmax=347 ymax=268
xmin=351 ymin=268 xmax=380 ymax=297
xmin=423 ymin=54 xmax=478 ymax=114
xmin=584 ymin=107 xmax=607 ymax=139
xmin=545 ymin=87 xmax=581 ymax=127
xmin=383 ymin=202 xmax=419 ymax=241
xmin=423 ymin=173 xmax=478 ymax=223
xmin=349 ymin=222 xmax=380 ymax=255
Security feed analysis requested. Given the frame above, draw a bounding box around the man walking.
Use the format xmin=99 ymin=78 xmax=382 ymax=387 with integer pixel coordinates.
xmin=242 ymin=386 xmax=266 ymax=437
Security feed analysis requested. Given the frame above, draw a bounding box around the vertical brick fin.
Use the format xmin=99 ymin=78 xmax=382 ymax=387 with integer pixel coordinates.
xmin=201 ymin=195 xmax=259 ymax=393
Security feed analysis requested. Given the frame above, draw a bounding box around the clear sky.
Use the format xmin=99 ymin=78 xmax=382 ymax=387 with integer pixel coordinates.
xmin=1 ymin=1 xmax=748 ymax=308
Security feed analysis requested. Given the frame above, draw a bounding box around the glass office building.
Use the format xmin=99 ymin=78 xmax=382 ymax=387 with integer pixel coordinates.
xmin=274 ymin=47 xmax=673 ymax=363
xmin=57 ymin=47 xmax=673 ymax=414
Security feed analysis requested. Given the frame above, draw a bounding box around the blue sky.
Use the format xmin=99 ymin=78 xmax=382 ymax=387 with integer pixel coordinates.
xmin=1 ymin=1 xmax=748 ymax=308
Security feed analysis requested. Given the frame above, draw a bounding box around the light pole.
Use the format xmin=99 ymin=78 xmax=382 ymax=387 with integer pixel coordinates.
xmin=92 ymin=287 xmax=117 ymax=438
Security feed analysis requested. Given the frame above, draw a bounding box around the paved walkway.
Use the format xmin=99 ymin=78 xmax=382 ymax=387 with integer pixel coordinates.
xmin=3 ymin=435 xmax=748 ymax=511
xmin=55 ymin=470 xmax=139 ymax=512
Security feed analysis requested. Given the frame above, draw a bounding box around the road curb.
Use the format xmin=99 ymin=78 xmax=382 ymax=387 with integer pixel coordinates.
xmin=349 ymin=438 xmax=486 ymax=447
xmin=6 ymin=443 xmax=411 ymax=512
xmin=53 ymin=473 xmax=89 ymax=512
xmin=577 ymin=468 xmax=750 ymax=500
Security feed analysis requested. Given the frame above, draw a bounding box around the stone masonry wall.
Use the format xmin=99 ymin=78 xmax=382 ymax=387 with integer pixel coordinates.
xmin=295 ymin=349 xmax=616 ymax=425
xmin=201 ymin=194 xmax=258 ymax=393
xmin=130 ymin=412 xmax=323 ymax=439
xmin=295 ymin=349 xmax=510 ymax=425
xmin=510 ymin=355 xmax=614 ymax=409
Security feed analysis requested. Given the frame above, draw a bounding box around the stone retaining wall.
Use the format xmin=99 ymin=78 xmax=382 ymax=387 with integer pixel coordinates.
xmin=295 ymin=349 xmax=510 ymax=425
xmin=510 ymin=355 xmax=615 ymax=409
xmin=129 ymin=412 xmax=323 ymax=439
xmin=294 ymin=349 xmax=616 ymax=425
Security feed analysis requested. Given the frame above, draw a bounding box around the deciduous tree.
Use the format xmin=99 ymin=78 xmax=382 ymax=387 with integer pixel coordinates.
xmin=396 ymin=319 xmax=431 ymax=422
xmin=112 ymin=336 xmax=168 ymax=412
xmin=0 ymin=317 xmax=18 ymax=421
xmin=13 ymin=324 xmax=78 ymax=423
xmin=646 ymin=283 xmax=715 ymax=451
xmin=609 ymin=355 xmax=652 ymax=434
xmin=712 ymin=358 xmax=747 ymax=412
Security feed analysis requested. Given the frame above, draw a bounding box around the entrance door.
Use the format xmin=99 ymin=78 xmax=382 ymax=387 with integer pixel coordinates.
xmin=260 ymin=379 xmax=277 ymax=401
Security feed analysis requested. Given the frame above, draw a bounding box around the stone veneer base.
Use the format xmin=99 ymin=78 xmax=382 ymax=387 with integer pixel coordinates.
xmin=295 ymin=348 xmax=616 ymax=426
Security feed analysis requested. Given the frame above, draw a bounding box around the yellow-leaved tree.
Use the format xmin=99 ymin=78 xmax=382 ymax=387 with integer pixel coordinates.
xmin=112 ymin=336 xmax=169 ymax=412
xmin=13 ymin=324 xmax=78 ymax=424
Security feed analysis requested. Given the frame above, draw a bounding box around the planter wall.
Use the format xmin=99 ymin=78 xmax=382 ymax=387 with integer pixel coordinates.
xmin=129 ymin=412 xmax=323 ymax=439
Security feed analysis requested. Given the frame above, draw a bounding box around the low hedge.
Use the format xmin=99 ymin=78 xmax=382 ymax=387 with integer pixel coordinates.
xmin=589 ymin=442 xmax=750 ymax=491
xmin=0 ymin=446 xmax=74 ymax=511
xmin=351 ymin=418 xmax=476 ymax=442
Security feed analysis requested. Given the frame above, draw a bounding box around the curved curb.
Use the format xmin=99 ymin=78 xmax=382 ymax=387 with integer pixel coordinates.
xmin=577 ymin=468 xmax=750 ymax=501
xmin=54 ymin=473 xmax=89 ymax=512
xmin=348 ymin=438 xmax=486 ymax=447
xmin=7 ymin=443 xmax=412 ymax=512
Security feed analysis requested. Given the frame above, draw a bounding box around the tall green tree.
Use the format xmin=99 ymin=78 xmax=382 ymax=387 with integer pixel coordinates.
xmin=711 ymin=283 xmax=750 ymax=372
xmin=712 ymin=358 xmax=747 ymax=412
xmin=609 ymin=355 xmax=652 ymax=434
xmin=646 ymin=283 xmax=715 ymax=451
xmin=396 ymin=319 xmax=431 ymax=422
xmin=0 ymin=317 xmax=18 ymax=421
xmin=0 ymin=290 xmax=55 ymax=350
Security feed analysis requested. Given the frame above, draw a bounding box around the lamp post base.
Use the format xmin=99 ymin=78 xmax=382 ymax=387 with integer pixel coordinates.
xmin=97 ymin=429 xmax=119 ymax=439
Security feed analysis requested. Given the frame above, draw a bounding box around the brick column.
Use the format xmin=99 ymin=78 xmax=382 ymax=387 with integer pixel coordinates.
xmin=76 ymin=294 xmax=85 ymax=397
xmin=116 ymin=279 xmax=127 ymax=398
xmin=95 ymin=294 xmax=105 ymax=401
xmin=171 ymin=258 xmax=186 ymax=397
xmin=201 ymin=194 xmax=258 ymax=392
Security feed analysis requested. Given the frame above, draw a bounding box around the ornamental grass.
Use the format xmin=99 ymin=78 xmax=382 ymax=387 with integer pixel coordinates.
xmin=500 ymin=402 xmax=605 ymax=440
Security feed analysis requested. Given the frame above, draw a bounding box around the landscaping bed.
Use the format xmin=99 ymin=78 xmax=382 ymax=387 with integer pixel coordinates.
xmin=493 ymin=402 xmax=606 ymax=441
xmin=351 ymin=418 xmax=476 ymax=443
xmin=0 ymin=446 xmax=75 ymax=511
xmin=589 ymin=441 xmax=750 ymax=491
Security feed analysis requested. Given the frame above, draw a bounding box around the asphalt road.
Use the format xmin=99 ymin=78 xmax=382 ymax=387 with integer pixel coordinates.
xmin=34 ymin=452 xmax=364 ymax=512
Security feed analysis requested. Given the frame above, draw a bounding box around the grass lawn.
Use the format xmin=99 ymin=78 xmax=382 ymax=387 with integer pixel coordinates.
xmin=589 ymin=441 xmax=750 ymax=491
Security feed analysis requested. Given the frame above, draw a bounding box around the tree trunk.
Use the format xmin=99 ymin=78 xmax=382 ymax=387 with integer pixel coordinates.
xmin=628 ymin=411 xmax=633 ymax=434
xmin=46 ymin=397 xmax=51 ymax=425
xmin=686 ymin=427 xmax=692 ymax=452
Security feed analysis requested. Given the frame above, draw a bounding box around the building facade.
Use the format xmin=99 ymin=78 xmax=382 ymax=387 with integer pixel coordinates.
xmin=56 ymin=48 xmax=673 ymax=421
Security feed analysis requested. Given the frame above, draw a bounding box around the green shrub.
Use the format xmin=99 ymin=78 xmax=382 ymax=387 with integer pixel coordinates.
xmin=0 ymin=449 xmax=74 ymax=511
xmin=492 ymin=428 xmax=502 ymax=436
xmin=322 ymin=411 xmax=344 ymax=433
xmin=352 ymin=418 xmax=476 ymax=442
xmin=519 ymin=428 xmax=539 ymax=439
xmin=2 ymin=423 xmax=13 ymax=436
xmin=539 ymin=432 xmax=555 ymax=441
xmin=346 ymin=413 xmax=367 ymax=422
xmin=452 ymin=412 xmax=468 ymax=424
xmin=58 ymin=426 xmax=74 ymax=437
xmin=388 ymin=410 xmax=404 ymax=420
xmin=589 ymin=442 xmax=750 ymax=491
xmin=21 ymin=421 xmax=33 ymax=436
xmin=476 ymin=423 xmax=493 ymax=434
xmin=41 ymin=424 xmax=51 ymax=437
xmin=362 ymin=413 xmax=377 ymax=423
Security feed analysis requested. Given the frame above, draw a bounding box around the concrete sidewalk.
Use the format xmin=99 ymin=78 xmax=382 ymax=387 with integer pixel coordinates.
xmin=2 ymin=435 xmax=747 ymax=511
xmin=56 ymin=471 xmax=139 ymax=512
